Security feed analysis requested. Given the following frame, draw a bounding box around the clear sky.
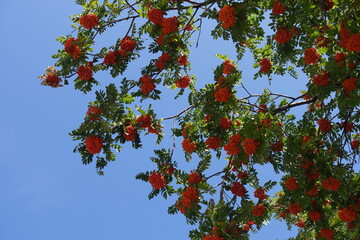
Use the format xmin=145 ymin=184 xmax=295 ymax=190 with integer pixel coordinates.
xmin=0 ymin=1 xmax=307 ymax=239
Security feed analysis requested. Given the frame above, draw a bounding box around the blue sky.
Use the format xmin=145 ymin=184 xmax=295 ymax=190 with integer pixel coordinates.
xmin=0 ymin=1 xmax=307 ymax=239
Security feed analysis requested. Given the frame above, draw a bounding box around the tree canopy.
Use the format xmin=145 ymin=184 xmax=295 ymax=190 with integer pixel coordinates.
xmin=40 ymin=0 xmax=360 ymax=239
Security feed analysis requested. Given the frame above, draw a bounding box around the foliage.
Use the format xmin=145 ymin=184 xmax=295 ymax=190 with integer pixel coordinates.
xmin=41 ymin=0 xmax=360 ymax=239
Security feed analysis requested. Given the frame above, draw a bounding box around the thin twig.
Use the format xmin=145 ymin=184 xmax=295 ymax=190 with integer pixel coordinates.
xmin=205 ymin=170 xmax=225 ymax=180
xmin=219 ymin=160 xmax=232 ymax=202
xmin=124 ymin=16 xmax=136 ymax=38
xmin=196 ymin=18 xmax=202 ymax=48
xmin=161 ymin=105 xmax=194 ymax=120
xmin=98 ymin=15 xmax=139 ymax=31
xmin=241 ymin=83 xmax=252 ymax=96
xmin=181 ymin=5 xmax=200 ymax=36
xmin=212 ymin=182 xmax=223 ymax=189
xmin=272 ymin=96 xmax=318 ymax=114
xmin=124 ymin=0 xmax=139 ymax=14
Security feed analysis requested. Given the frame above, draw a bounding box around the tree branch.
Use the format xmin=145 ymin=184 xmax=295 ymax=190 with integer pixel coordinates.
xmin=205 ymin=170 xmax=225 ymax=181
xmin=124 ymin=0 xmax=139 ymax=14
xmin=272 ymin=96 xmax=318 ymax=114
xmin=219 ymin=160 xmax=232 ymax=202
xmin=161 ymin=105 xmax=194 ymax=120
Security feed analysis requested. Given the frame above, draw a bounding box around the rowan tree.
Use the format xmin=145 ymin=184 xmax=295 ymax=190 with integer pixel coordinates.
xmin=40 ymin=0 xmax=360 ymax=239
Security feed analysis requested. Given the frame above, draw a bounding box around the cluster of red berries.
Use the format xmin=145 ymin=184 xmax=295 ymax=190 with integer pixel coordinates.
xmin=139 ymin=75 xmax=156 ymax=95
xmin=218 ymin=5 xmax=236 ymax=29
xmin=64 ymin=38 xmax=82 ymax=59
xmin=79 ymin=13 xmax=99 ymax=29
